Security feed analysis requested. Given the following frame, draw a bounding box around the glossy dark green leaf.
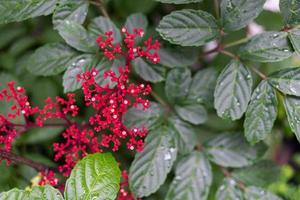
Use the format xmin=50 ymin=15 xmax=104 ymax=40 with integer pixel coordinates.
xmin=155 ymin=0 xmax=202 ymax=4
xmin=53 ymin=0 xmax=89 ymax=29
xmin=288 ymin=28 xmax=300 ymax=54
xmin=187 ymin=68 xmax=217 ymax=105
xmin=204 ymin=133 xmax=267 ymax=168
xmin=58 ymin=20 xmax=97 ymax=53
xmin=65 ymin=153 xmax=121 ymax=200
xmin=216 ymin=178 xmax=244 ymax=200
xmin=132 ymin=57 xmax=166 ymax=82
xmin=63 ymin=54 xmax=96 ymax=92
xmin=125 ymin=13 xmax=148 ymax=34
xmin=284 ymin=95 xmax=300 ymax=142
xmin=123 ymin=102 xmax=164 ymax=130
xmin=239 ymin=31 xmax=293 ymax=62
xmin=165 ymin=68 xmax=192 ymax=103
xmin=0 ymin=0 xmax=56 ymax=24
xmin=165 ymin=152 xmax=212 ymax=200
xmin=88 ymin=16 xmax=121 ymax=44
xmin=175 ymin=104 xmax=207 ymax=125
xmin=0 ymin=188 xmax=28 ymax=200
xmin=158 ymin=47 xmax=198 ymax=68
xmin=129 ymin=126 xmax=177 ymax=197
xmin=269 ymin=67 xmax=300 ymax=96
xmin=214 ymin=60 xmax=252 ymax=120
xmin=168 ymin=116 xmax=197 ymax=154
xmin=244 ymin=186 xmax=282 ymax=200
xmin=220 ymin=0 xmax=266 ymax=31
xmin=280 ymin=0 xmax=300 ymax=25
xmin=232 ymin=160 xmax=280 ymax=188
xmin=244 ymin=81 xmax=278 ymax=144
xmin=26 ymin=43 xmax=77 ymax=76
xmin=156 ymin=9 xmax=219 ymax=46
xmin=28 ymin=185 xmax=64 ymax=200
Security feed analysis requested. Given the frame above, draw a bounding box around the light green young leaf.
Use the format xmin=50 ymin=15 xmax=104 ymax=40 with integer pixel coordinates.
xmin=165 ymin=152 xmax=212 ymax=200
xmin=280 ymin=0 xmax=300 ymax=26
xmin=64 ymin=153 xmax=121 ymax=200
xmin=284 ymin=95 xmax=300 ymax=142
xmin=165 ymin=68 xmax=192 ymax=103
xmin=220 ymin=0 xmax=266 ymax=31
xmin=26 ymin=43 xmax=78 ymax=76
xmin=244 ymin=186 xmax=282 ymax=200
xmin=168 ymin=116 xmax=197 ymax=154
xmin=132 ymin=57 xmax=166 ymax=82
xmin=123 ymin=102 xmax=164 ymax=130
xmin=129 ymin=126 xmax=177 ymax=197
xmin=214 ymin=60 xmax=253 ymax=120
xmin=239 ymin=31 xmax=293 ymax=62
xmin=244 ymin=81 xmax=278 ymax=144
xmin=204 ymin=133 xmax=267 ymax=168
xmin=187 ymin=68 xmax=217 ymax=105
xmin=0 ymin=188 xmax=28 ymax=200
xmin=288 ymin=28 xmax=300 ymax=54
xmin=58 ymin=20 xmax=97 ymax=53
xmin=125 ymin=13 xmax=148 ymax=34
xmin=28 ymin=185 xmax=64 ymax=200
xmin=53 ymin=0 xmax=89 ymax=29
xmin=156 ymin=9 xmax=219 ymax=46
xmin=155 ymin=0 xmax=202 ymax=4
xmin=175 ymin=104 xmax=207 ymax=125
xmin=0 ymin=0 xmax=56 ymax=24
xmin=216 ymin=178 xmax=244 ymax=200
xmin=232 ymin=160 xmax=280 ymax=188
xmin=88 ymin=16 xmax=121 ymax=44
xmin=269 ymin=67 xmax=300 ymax=96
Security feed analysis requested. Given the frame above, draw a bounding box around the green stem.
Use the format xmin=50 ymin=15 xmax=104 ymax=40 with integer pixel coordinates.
xmin=223 ymin=37 xmax=250 ymax=49
xmin=214 ymin=0 xmax=220 ymax=19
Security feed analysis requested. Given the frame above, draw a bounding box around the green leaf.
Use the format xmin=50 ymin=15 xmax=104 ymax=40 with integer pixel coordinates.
xmin=244 ymin=186 xmax=282 ymax=200
xmin=232 ymin=160 xmax=280 ymax=188
xmin=214 ymin=60 xmax=253 ymax=120
xmin=204 ymin=133 xmax=267 ymax=168
xmin=53 ymin=0 xmax=89 ymax=29
xmin=168 ymin=116 xmax=197 ymax=154
xmin=0 ymin=0 xmax=56 ymax=24
xmin=239 ymin=31 xmax=293 ymax=62
xmin=280 ymin=0 xmax=300 ymax=26
xmin=132 ymin=57 xmax=166 ymax=82
xmin=63 ymin=54 xmax=96 ymax=92
xmin=220 ymin=0 xmax=266 ymax=31
xmin=129 ymin=126 xmax=177 ymax=197
xmin=284 ymin=95 xmax=300 ymax=142
xmin=216 ymin=178 xmax=244 ymax=200
xmin=125 ymin=13 xmax=148 ymax=34
xmin=26 ymin=43 xmax=78 ymax=76
xmin=155 ymin=0 xmax=203 ymax=4
xmin=58 ymin=20 xmax=97 ymax=53
xmin=28 ymin=185 xmax=64 ymax=200
xmin=156 ymin=9 xmax=219 ymax=46
xmin=187 ymin=68 xmax=217 ymax=105
xmin=65 ymin=153 xmax=121 ymax=200
xmin=288 ymin=28 xmax=300 ymax=54
xmin=165 ymin=68 xmax=192 ymax=103
xmin=123 ymin=102 xmax=164 ymax=130
xmin=175 ymin=104 xmax=207 ymax=125
xmin=269 ymin=67 xmax=300 ymax=96
xmin=244 ymin=81 xmax=278 ymax=144
xmin=165 ymin=151 xmax=212 ymax=200
xmin=158 ymin=47 xmax=198 ymax=68
xmin=88 ymin=16 xmax=121 ymax=44
xmin=0 ymin=188 xmax=28 ymax=200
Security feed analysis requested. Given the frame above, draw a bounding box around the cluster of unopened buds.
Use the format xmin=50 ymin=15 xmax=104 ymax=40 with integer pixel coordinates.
xmin=0 ymin=26 xmax=160 ymax=198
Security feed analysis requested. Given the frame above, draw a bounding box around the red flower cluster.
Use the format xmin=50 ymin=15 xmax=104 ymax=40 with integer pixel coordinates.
xmin=117 ymin=170 xmax=141 ymax=200
xmin=0 ymin=26 xmax=161 ymax=193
